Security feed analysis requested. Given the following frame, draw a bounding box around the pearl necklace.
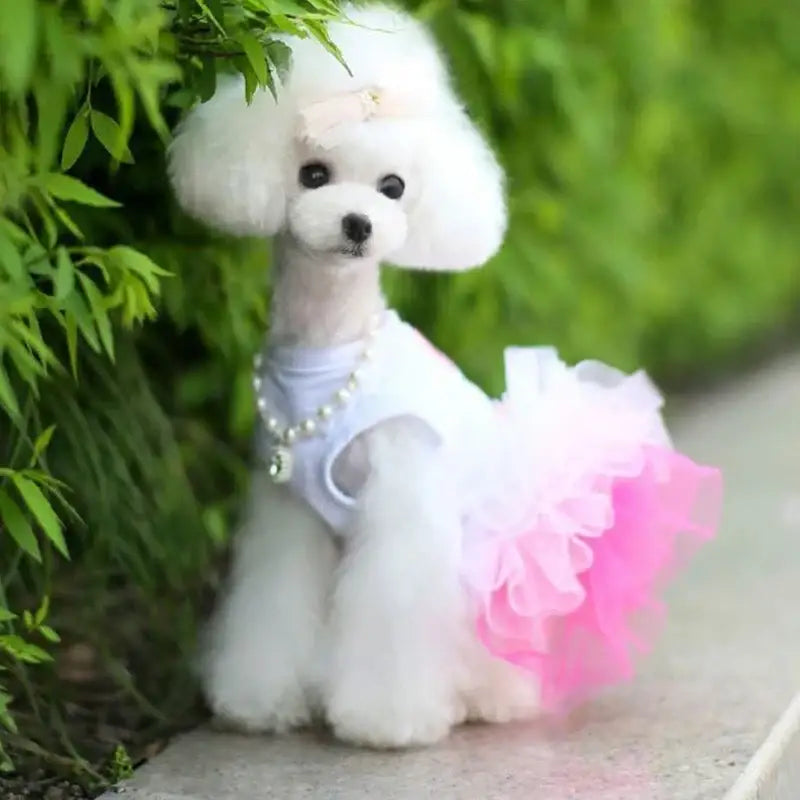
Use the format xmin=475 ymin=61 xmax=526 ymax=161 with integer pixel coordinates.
xmin=252 ymin=313 xmax=382 ymax=483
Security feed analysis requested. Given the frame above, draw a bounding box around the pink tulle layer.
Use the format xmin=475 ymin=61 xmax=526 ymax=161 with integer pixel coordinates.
xmin=460 ymin=349 xmax=722 ymax=713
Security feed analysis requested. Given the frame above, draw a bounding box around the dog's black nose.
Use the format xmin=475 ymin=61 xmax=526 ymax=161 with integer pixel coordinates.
xmin=342 ymin=213 xmax=372 ymax=244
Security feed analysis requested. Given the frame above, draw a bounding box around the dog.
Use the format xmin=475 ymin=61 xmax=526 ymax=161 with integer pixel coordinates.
xmin=168 ymin=3 xmax=720 ymax=748
xmin=169 ymin=4 xmax=538 ymax=748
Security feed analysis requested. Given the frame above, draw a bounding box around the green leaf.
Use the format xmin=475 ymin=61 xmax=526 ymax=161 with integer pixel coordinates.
xmin=61 ymin=112 xmax=89 ymax=170
xmin=0 ymin=491 xmax=40 ymax=561
xmin=64 ymin=314 xmax=78 ymax=376
xmin=78 ymin=275 xmax=114 ymax=359
xmin=0 ymin=230 xmax=24 ymax=282
xmin=0 ymin=635 xmax=52 ymax=664
xmin=0 ymin=365 xmax=21 ymax=420
xmin=0 ymin=609 xmax=17 ymax=623
xmin=52 ymin=203 xmax=84 ymax=240
xmin=266 ymin=41 xmax=293 ymax=79
xmin=108 ymin=246 xmax=171 ymax=292
xmin=11 ymin=475 xmax=68 ymax=559
xmin=31 ymin=192 xmax=58 ymax=248
xmin=197 ymin=57 xmax=217 ymax=103
xmin=0 ymin=218 xmax=29 ymax=245
xmin=40 ymin=174 xmax=120 ymax=208
xmin=233 ymin=56 xmax=259 ymax=104
xmin=34 ymin=596 xmax=50 ymax=626
xmin=0 ymin=690 xmax=18 ymax=734
xmin=238 ymin=33 xmax=269 ymax=87
xmin=196 ymin=0 xmax=225 ymax=34
xmin=90 ymin=110 xmax=134 ymax=164
xmin=22 ymin=611 xmax=33 ymax=630
xmin=31 ymin=425 xmax=56 ymax=463
xmin=9 ymin=319 xmax=56 ymax=367
xmin=0 ymin=0 xmax=37 ymax=94
xmin=35 ymin=77 xmax=68 ymax=171
xmin=178 ymin=0 xmax=193 ymax=23
xmin=54 ymin=247 xmax=75 ymax=301
xmin=38 ymin=625 xmax=60 ymax=644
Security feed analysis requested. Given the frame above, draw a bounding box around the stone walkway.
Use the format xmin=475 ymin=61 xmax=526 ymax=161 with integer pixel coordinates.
xmin=102 ymin=355 xmax=800 ymax=800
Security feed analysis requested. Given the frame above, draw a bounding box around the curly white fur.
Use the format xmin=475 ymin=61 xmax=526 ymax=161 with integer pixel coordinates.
xmin=169 ymin=3 xmax=538 ymax=747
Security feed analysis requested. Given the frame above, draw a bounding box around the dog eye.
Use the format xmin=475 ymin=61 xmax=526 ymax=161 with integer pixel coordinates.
xmin=378 ymin=174 xmax=405 ymax=200
xmin=299 ymin=162 xmax=330 ymax=189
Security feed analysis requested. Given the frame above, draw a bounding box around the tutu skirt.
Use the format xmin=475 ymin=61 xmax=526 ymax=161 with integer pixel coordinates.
xmin=459 ymin=348 xmax=722 ymax=712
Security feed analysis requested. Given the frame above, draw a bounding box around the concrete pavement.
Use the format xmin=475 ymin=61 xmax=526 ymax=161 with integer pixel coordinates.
xmin=101 ymin=354 xmax=800 ymax=800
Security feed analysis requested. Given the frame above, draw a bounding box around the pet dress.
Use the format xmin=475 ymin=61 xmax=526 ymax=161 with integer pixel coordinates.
xmin=255 ymin=310 xmax=722 ymax=711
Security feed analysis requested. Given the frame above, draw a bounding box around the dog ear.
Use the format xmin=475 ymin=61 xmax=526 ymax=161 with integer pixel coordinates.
xmin=387 ymin=111 xmax=507 ymax=271
xmin=168 ymin=78 xmax=290 ymax=236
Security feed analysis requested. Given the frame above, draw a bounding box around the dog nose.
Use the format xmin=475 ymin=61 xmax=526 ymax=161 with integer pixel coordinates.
xmin=342 ymin=213 xmax=372 ymax=244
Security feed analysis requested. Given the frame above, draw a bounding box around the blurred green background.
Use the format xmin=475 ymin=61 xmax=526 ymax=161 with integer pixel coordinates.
xmin=0 ymin=0 xmax=798 ymax=786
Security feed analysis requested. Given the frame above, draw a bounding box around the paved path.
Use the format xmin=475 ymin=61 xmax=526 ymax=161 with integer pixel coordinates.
xmin=103 ymin=355 xmax=800 ymax=800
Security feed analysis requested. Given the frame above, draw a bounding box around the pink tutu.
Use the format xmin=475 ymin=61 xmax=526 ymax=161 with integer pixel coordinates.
xmin=459 ymin=348 xmax=722 ymax=712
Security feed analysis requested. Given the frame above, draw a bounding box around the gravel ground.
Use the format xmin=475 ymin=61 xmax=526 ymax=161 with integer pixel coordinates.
xmin=0 ymin=772 xmax=94 ymax=799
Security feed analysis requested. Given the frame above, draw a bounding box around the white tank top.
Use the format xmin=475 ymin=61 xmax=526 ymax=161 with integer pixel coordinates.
xmin=254 ymin=311 xmax=493 ymax=532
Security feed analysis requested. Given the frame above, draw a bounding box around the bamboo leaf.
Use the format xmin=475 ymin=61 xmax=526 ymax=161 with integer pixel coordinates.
xmin=238 ymin=33 xmax=269 ymax=87
xmin=78 ymin=275 xmax=114 ymax=359
xmin=61 ymin=112 xmax=90 ymax=171
xmin=0 ymin=491 xmax=40 ymax=561
xmin=0 ymin=365 xmax=21 ymax=420
xmin=54 ymin=247 xmax=75 ymax=301
xmin=0 ymin=230 xmax=24 ymax=282
xmin=31 ymin=425 xmax=56 ymax=463
xmin=63 ymin=291 xmax=101 ymax=352
xmin=0 ymin=0 xmax=37 ymax=94
xmin=90 ymin=110 xmax=135 ymax=164
xmin=0 ymin=634 xmax=52 ymax=664
xmin=40 ymin=174 xmax=121 ymax=208
xmin=11 ymin=475 xmax=68 ymax=559
xmin=38 ymin=625 xmax=60 ymax=643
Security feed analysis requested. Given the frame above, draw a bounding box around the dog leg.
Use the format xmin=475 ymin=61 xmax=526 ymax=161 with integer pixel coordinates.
xmin=323 ymin=419 xmax=464 ymax=747
xmin=458 ymin=634 xmax=541 ymax=724
xmin=202 ymin=472 xmax=336 ymax=733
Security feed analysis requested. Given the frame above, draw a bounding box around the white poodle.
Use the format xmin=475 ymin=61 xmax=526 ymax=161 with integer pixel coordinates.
xmin=168 ymin=2 xmax=721 ymax=748
xmin=169 ymin=4 xmax=538 ymax=747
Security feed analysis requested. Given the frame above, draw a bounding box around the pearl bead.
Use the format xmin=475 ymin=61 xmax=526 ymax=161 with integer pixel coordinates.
xmin=346 ymin=377 xmax=359 ymax=391
xmin=285 ymin=427 xmax=298 ymax=444
xmin=257 ymin=396 xmax=268 ymax=412
xmin=266 ymin=416 xmax=279 ymax=432
xmin=318 ymin=405 xmax=333 ymax=420
xmin=253 ymin=353 xmax=263 ymax=369
xmin=363 ymin=347 xmax=375 ymax=360
xmin=335 ymin=388 xmax=351 ymax=404
xmin=300 ymin=419 xmax=316 ymax=435
xmin=253 ymin=376 xmax=262 ymax=391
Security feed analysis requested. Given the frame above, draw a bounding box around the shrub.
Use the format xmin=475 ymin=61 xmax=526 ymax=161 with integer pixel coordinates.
xmin=0 ymin=0 xmax=797 ymax=786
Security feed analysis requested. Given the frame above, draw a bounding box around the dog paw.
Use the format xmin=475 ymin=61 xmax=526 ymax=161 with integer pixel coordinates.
xmin=464 ymin=668 xmax=540 ymax=724
xmin=326 ymin=688 xmax=455 ymax=748
xmin=207 ymin=683 xmax=312 ymax=734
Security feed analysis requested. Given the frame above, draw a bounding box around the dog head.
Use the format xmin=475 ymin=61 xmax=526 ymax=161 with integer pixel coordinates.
xmin=168 ymin=4 xmax=507 ymax=270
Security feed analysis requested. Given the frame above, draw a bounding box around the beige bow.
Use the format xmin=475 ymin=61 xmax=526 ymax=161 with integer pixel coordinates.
xmin=297 ymin=87 xmax=410 ymax=143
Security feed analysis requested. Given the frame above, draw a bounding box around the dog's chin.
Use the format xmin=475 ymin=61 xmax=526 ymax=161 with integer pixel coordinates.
xmin=335 ymin=242 xmax=377 ymax=260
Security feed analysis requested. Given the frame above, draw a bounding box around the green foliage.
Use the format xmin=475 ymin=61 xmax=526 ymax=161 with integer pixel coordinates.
xmin=107 ymin=743 xmax=134 ymax=783
xmin=392 ymin=0 xmax=800 ymax=392
xmin=0 ymin=0 xmax=341 ymax=783
xmin=0 ymin=0 xmax=798 ymax=787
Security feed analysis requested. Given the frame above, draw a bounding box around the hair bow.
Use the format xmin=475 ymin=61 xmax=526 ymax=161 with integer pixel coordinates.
xmin=297 ymin=87 xmax=410 ymax=143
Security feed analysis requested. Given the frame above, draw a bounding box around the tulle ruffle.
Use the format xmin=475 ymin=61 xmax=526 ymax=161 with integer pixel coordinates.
xmin=459 ymin=348 xmax=722 ymax=712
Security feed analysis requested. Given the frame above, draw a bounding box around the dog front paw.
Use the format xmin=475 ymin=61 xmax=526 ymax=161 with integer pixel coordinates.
xmin=205 ymin=673 xmax=312 ymax=734
xmin=326 ymin=684 xmax=455 ymax=748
